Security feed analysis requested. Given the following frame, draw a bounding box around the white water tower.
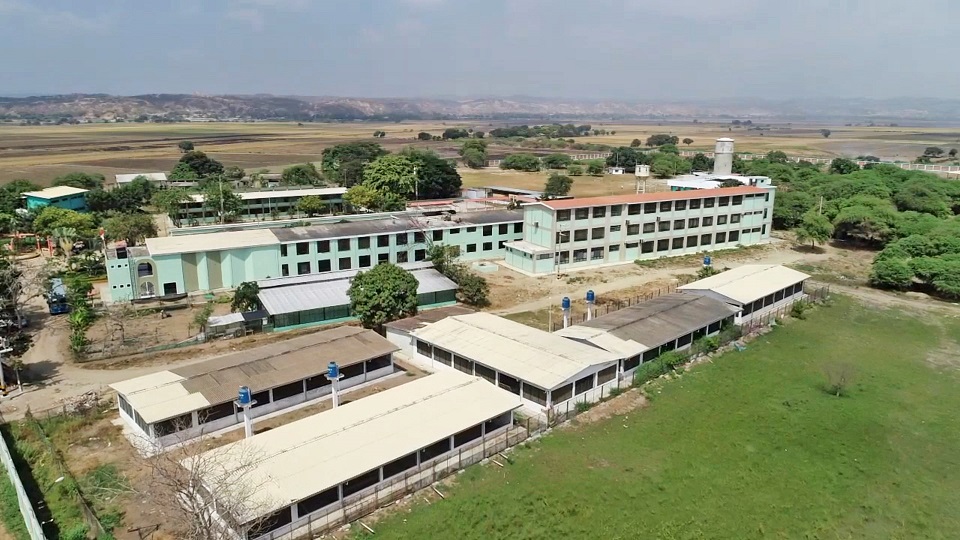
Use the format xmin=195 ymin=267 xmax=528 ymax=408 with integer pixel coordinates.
xmin=635 ymin=164 xmax=651 ymax=194
xmin=714 ymin=138 xmax=735 ymax=175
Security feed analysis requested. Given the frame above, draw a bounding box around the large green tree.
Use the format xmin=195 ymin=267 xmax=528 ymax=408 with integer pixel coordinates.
xmin=362 ymin=154 xmax=418 ymax=199
xmin=32 ymin=207 xmax=97 ymax=237
xmin=281 ymin=163 xmax=322 ymax=185
xmin=401 ymin=148 xmax=462 ymax=200
xmin=541 ymin=153 xmax=573 ymax=169
xmin=103 ymin=213 xmax=157 ymax=245
xmin=52 ymin=172 xmax=105 ymax=190
xmin=177 ymin=151 xmax=224 ymax=178
xmin=650 ymin=153 xmax=692 ymax=178
xmin=794 ymin=212 xmax=834 ymax=248
xmin=320 ymin=142 xmax=388 ymax=186
xmin=544 ymin=173 xmax=573 ymax=198
xmin=296 ymin=195 xmax=330 ymax=216
xmin=150 ymin=188 xmax=192 ymax=227
xmin=232 ymin=282 xmax=261 ymax=312
xmin=348 ymin=263 xmax=419 ymax=330
xmin=459 ymin=139 xmax=488 ymax=169
xmin=646 ymin=134 xmax=679 ymax=147
xmin=203 ymin=182 xmax=244 ymax=223
xmin=500 ymin=153 xmax=541 ymax=172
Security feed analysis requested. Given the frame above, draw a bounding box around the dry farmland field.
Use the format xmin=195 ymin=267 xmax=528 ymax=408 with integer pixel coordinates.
xmin=4 ymin=120 xmax=960 ymax=185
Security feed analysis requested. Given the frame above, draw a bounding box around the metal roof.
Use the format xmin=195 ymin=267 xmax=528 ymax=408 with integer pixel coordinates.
xmin=22 ymin=186 xmax=88 ymax=199
xmin=145 ymin=229 xmax=280 ymax=256
xmin=256 ymin=262 xmax=435 ymax=289
xmin=412 ymin=313 xmax=620 ymax=390
xmin=384 ymin=305 xmax=477 ymax=333
xmin=115 ymin=173 xmax=167 ymax=184
xmin=190 ymin=370 xmax=520 ymax=523
xmin=109 ymin=326 xmax=397 ymax=423
xmin=503 ymin=240 xmax=553 ymax=254
xmin=555 ymin=294 xmax=738 ymax=356
xmin=257 ymin=268 xmax=457 ymax=316
xmin=677 ymin=264 xmax=810 ymax=305
xmin=188 ymin=187 xmax=346 ymax=203
xmin=533 ymin=186 xmax=766 ymax=210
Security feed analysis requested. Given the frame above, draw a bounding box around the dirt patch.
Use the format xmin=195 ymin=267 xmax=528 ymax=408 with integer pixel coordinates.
xmin=571 ymin=389 xmax=648 ymax=426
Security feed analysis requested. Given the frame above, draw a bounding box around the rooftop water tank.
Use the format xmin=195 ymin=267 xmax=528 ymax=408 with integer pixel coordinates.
xmin=561 ymin=297 xmax=571 ymax=310
xmin=238 ymin=385 xmax=252 ymax=406
xmin=327 ymin=361 xmax=339 ymax=379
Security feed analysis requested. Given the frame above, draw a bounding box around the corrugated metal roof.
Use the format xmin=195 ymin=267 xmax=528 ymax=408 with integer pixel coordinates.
xmin=555 ymin=294 xmax=738 ymax=355
xmin=109 ymin=326 xmax=398 ymax=423
xmin=384 ymin=305 xmax=477 ymax=333
xmin=677 ymin=264 xmax=810 ymax=305
xmin=115 ymin=173 xmax=167 ymax=184
xmin=190 ymin=371 xmax=520 ymax=523
xmin=257 ymin=268 xmax=457 ymax=316
xmin=22 ymin=186 xmax=88 ymax=199
xmin=257 ymin=262 xmax=435 ymax=289
xmin=145 ymin=229 xmax=279 ymax=256
xmin=412 ymin=313 xmax=620 ymax=390
xmin=188 ymin=187 xmax=346 ymax=203
xmin=534 ymin=186 xmax=766 ymax=210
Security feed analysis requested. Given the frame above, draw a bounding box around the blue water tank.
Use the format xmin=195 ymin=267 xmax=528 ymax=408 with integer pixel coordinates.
xmin=238 ymin=385 xmax=252 ymax=406
xmin=586 ymin=290 xmax=595 ymax=303
xmin=703 ymin=255 xmax=712 ymax=267
xmin=561 ymin=297 xmax=571 ymax=310
xmin=327 ymin=361 xmax=339 ymax=379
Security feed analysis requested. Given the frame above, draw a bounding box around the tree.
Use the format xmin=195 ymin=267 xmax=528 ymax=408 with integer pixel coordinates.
xmin=829 ymin=158 xmax=860 ymax=175
xmin=630 ymin=139 xmax=641 ymax=147
xmin=344 ymin=184 xmax=404 ymax=212
xmin=766 ymin=150 xmax=789 ymax=163
xmin=794 ymin=212 xmax=834 ymax=248
xmin=426 ymin=245 xmax=489 ymax=307
xmin=456 ymin=272 xmax=490 ymax=307
xmin=177 ymin=140 xmax=195 ymax=153
xmin=650 ymin=153 xmax=692 ymax=178
xmin=441 ymin=128 xmax=470 ymax=140
xmin=203 ymin=182 xmax=244 ymax=223
xmin=372 ymin=130 xmax=386 ymax=138
xmin=51 ymin=227 xmax=77 ymax=260
xmin=32 ymin=207 xmax=96 ymax=237
xmin=646 ymin=134 xmax=679 ymax=147
xmin=605 ymin=147 xmax=647 ymax=170
xmin=223 ymin=165 xmax=245 ymax=181
xmin=473 ymin=131 xmax=485 ymax=139
xmin=177 ymin=151 xmax=224 ymax=178
xmin=544 ymin=173 xmax=573 ymax=198
xmin=103 ymin=214 xmax=157 ymax=245
xmin=658 ymin=143 xmax=680 ymax=155
xmin=690 ymin=153 xmax=712 ymax=172
xmin=950 ymin=148 xmax=958 ymax=158
xmin=296 ymin=195 xmax=329 ymax=217
xmin=281 ymin=163 xmax=322 ymax=185
xmin=500 ymin=153 xmax=541 ymax=172
xmin=401 ymin=147 xmax=462 ymax=199
xmin=321 ymin=142 xmax=388 ymax=186
xmin=773 ymin=190 xmax=815 ymax=229
xmin=923 ymin=146 xmax=944 ymax=157
xmin=870 ymin=257 xmax=914 ymax=289
xmin=586 ymin=160 xmax=605 ymax=176
xmin=169 ymin=162 xmax=199 ymax=180
xmin=348 ymin=263 xmax=418 ymax=331
xmin=0 ymin=180 xmax=40 ymax=215
xmin=363 ymin=154 xmax=418 ymax=199
xmin=893 ymin=181 xmax=951 ymax=217
xmin=682 ymin=138 xmax=694 ymax=146
xmin=823 ymin=363 xmax=856 ymax=397
xmin=417 ymin=132 xmax=433 ymax=141
xmin=567 ymin=164 xmax=584 ymax=176
xmin=459 ymin=139 xmax=488 ymax=169
xmin=820 ymin=129 xmax=832 ymax=138
xmin=541 ymin=153 xmax=573 ymax=169
xmin=52 ymin=172 xmax=105 ymax=190
xmin=232 ymin=282 xmax=260 ymax=312
xmin=151 ymin=188 xmax=192 ymax=227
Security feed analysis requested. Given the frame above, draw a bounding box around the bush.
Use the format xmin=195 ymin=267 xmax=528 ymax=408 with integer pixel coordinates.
xmin=791 ymin=300 xmax=809 ymax=319
xmin=633 ymin=359 xmax=668 ymax=386
xmin=659 ymin=351 xmax=688 ymax=370
xmin=607 ymin=386 xmax=623 ymax=398
xmin=575 ymin=401 xmax=593 ymax=414
xmin=692 ymin=336 xmax=720 ymax=355
xmin=719 ymin=323 xmax=743 ymax=343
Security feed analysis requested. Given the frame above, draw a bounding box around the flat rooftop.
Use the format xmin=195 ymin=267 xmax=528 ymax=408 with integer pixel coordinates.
xmin=678 ymin=264 xmax=810 ymax=304
xmin=116 ymin=173 xmax=167 ymax=184
xmin=145 ymin=229 xmax=280 ymax=256
xmin=384 ymin=305 xmax=477 ymax=333
xmin=110 ymin=326 xmax=397 ymax=423
xmin=187 ymin=187 xmax=347 ymax=203
xmin=532 ymin=186 xmax=767 ymax=210
xmin=22 ymin=186 xmax=88 ymax=199
xmin=191 ymin=370 xmax=520 ymax=522
xmin=412 ymin=312 xmax=620 ymax=390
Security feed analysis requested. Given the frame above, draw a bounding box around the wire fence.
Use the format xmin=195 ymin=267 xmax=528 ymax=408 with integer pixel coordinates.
xmin=549 ymin=275 xmax=695 ymax=332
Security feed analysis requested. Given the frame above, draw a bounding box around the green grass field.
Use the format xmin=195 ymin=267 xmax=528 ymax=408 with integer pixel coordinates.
xmin=360 ymin=297 xmax=960 ymax=539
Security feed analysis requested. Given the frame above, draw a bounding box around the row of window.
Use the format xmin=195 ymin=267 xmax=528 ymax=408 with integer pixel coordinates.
xmin=279 ymin=224 xmax=523 ymax=257
xmin=554 ymin=229 xmax=766 ymax=264
xmin=740 ymin=283 xmax=805 ymax=316
xmin=556 ymin=193 xmax=767 ymax=222
xmin=557 ymin=214 xmax=751 ymax=243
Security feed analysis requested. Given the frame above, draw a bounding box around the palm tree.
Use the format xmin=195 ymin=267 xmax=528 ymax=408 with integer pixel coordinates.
xmin=51 ymin=226 xmax=77 ymax=260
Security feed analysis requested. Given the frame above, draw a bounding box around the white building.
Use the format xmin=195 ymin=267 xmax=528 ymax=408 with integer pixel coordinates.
xmin=677 ymin=264 xmax=810 ymax=324
xmin=410 ymin=312 xmax=622 ymax=414
xmin=115 ymin=172 xmax=168 ymax=185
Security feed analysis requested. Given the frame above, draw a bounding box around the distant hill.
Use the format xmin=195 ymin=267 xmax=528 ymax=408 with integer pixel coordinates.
xmin=3 ymin=94 xmax=960 ymax=123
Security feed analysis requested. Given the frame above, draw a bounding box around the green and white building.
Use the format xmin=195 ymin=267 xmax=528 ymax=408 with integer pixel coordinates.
xmin=503 ymin=185 xmax=775 ymax=275
xmin=176 ymin=187 xmax=347 ymax=225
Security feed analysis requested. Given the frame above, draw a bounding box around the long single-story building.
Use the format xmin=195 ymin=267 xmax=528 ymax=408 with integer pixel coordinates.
xmin=110 ymin=326 xmax=398 ymax=448
xmin=255 ymin=264 xmax=458 ymax=331
xmin=554 ymin=293 xmax=738 ymax=371
xmin=410 ymin=312 xmax=621 ymax=413
xmin=677 ymin=264 xmax=810 ymax=324
xmin=384 ymin=305 xmax=477 ymax=358
xmin=177 ymin=187 xmax=348 ymax=225
xmin=192 ymin=371 xmax=520 ymax=540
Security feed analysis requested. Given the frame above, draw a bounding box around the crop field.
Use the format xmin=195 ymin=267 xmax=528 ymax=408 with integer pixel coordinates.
xmin=3 ymin=120 xmax=960 ymax=185
xmin=359 ymin=297 xmax=960 ymax=539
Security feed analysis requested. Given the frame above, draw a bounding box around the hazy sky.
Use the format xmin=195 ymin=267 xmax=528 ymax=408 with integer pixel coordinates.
xmin=1 ymin=0 xmax=956 ymax=100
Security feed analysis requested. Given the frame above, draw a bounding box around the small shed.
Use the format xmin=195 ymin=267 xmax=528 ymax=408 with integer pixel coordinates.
xmin=22 ymin=186 xmax=88 ymax=212
xmin=205 ymin=309 xmax=267 ymax=338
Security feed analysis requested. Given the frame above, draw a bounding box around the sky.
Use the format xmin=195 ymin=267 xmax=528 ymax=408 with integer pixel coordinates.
xmin=1 ymin=0 xmax=957 ymax=100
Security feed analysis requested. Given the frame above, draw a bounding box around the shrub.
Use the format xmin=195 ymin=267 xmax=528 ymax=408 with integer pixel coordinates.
xmin=692 ymin=336 xmax=720 ymax=355
xmin=575 ymin=401 xmax=593 ymax=413
xmin=719 ymin=323 xmax=743 ymax=343
xmin=791 ymin=300 xmax=809 ymax=319
xmin=633 ymin=359 xmax=668 ymax=386
xmin=608 ymin=386 xmax=623 ymax=398
xmin=659 ymin=351 xmax=688 ymax=370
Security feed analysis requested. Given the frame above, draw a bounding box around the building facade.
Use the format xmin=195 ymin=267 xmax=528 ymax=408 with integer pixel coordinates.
xmin=22 ymin=186 xmax=88 ymax=212
xmin=176 ymin=187 xmax=348 ymax=225
xmin=503 ymin=186 xmax=775 ymax=275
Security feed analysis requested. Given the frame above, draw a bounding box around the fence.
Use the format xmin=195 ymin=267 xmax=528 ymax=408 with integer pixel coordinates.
xmin=676 ymin=150 xmax=960 ymax=176
xmin=741 ymin=284 xmax=830 ymax=333
xmin=0 ymin=427 xmax=45 ymax=540
xmin=549 ymin=275 xmax=695 ymax=332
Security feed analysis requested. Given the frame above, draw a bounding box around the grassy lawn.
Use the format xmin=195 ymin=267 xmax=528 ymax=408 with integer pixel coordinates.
xmin=360 ymin=297 xmax=960 ymax=539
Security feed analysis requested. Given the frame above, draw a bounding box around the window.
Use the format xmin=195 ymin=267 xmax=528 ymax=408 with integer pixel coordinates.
xmin=593 ymin=206 xmax=606 ymax=218
xmin=716 ymin=232 xmax=727 ymax=243
xmin=609 ymin=244 xmax=620 ymax=252
xmin=575 ymin=208 xmax=589 ymax=220
xmin=673 ymin=219 xmax=685 ymax=230
xmin=688 ymin=218 xmax=700 ymax=228
xmin=552 ymin=383 xmax=573 ymax=404
xmin=377 ymin=253 xmax=388 ymax=264
xmin=658 ymin=221 xmax=670 ymax=232
xmin=644 ymin=202 xmax=657 ymax=213
xmin=672 ymin=237 xmax=684 ymax=249
xmin=317 ymin=240 xmax=330 ymax=253
xmin=281 ymin=264 xmax=289 ymax=277
xmin=719 ymin=196 xmax=730 ymax=207
xmin=338 ymin=257 xmax=351 ymax=270
xmin=729 ymin=230 xmax=740 ymax=242
xmin=318 ymin=259 xmax=331 ymax=272
xmin=499 ymin=224 xmax=508 ymax=235
xmin=556 ymin=231 xmax=570 ymax=244
xmin=453 ymin=355 xmax=474 ymax=374
xmin=642 ymin=222 xmax=655 ymax=234
xmin=467 ymin=244 xmax=477 ymax=253
xmin=419 ymin=340 xmax=434 ymax=359
xmin=483 ymin=225 xmax=493 ymax=236
xmin=482 ymin=242 xmax=492 ymax=251
xmin=557 ymin=210 xmax=571 ymax=221
xmin=396 ymin=233 xmax=408 ymax=245
xmin=701 ymin=234 xmax=712 ymax=245
xmin=522 ymin=383 xmax=547 ymax=406
xmin=474 ymin=363 xmax=495 ymax=383
xmin=337 ymin=238 xmax=350 ymax=251
xmin=558 ymin=251 xmax=570 ymax=264
xmin=641 ymin=241 xmax=654 ymax=253
xmin=731 ymin=214 xmax=741 ymax=224
xmin=397 ymin=251 xmax=409 ymax=263
xmin=704 ymin=198 xmax=715 ymax=208
xmin=675 ymin=200 xmax=687 ymax=211
xmin=733 ymin=195 xmax=743 ymax=205
xmin=573 ymin=249 xmax=587 ymax=262
xmin=297 ymin=261 xmax=310 ymax=275
xmin=627 ymin=204 xmax=642 ymax=215
xmin=625 ymin=224 xmax=639 ymax=235
xmin=591 ymin=227 xmax=605 ymax=240
xmin=514 ymin=223 xmax=523 ymax=234
xmin=466 ymin=226 xmax=476 ymax=232
xmin=136 ymin=262 xmax=153 ymax=277
xmin=449 ymin=227 xmax=460 ymax=235
xmin=611 ymin=205 xmax=623 ymax=217
xmin=657 ymin=239 xmax=669 ymax=252
xmin=574 ymin=374 xmax=594 ymax=395
xmin=574 ymin=229 xmax=588 ymax=242
xmin=717 ymin=215 xmax=728 ymax=225
xmin=591 ymin=247 xmax=604 ymax=260
xmin=359 ymin=255 xmax=372 ymax=267
xmin=280 ymin=244 xmax=288 ymax=257
xmin=297 ymin=242 xmax=309 ymax=255
xmin=703 ymin=216 xmax=714 ymax=226
xmin=377 ymin=235 xmax=389 ymax=247
xmin=610 ymin=225 xmax=621 ymax=232
xmin=690 ymin=199 xmax=701 ymax=209
xmin=660 ymin=201 xmax=672 ymax=212
xmin=414 ymin=231 xmax=425 ymax=243
xmin=434 ymin=347 xmax=452 ymax=366
xmin=358 ymin=236 xmax=370 ymax=249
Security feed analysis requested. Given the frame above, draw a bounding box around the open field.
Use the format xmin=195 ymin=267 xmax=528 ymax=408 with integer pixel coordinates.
xmin=357 ymin=296 xmax=960 ymax=539
xmin=4 ymin=120 xmax=960 ymax=184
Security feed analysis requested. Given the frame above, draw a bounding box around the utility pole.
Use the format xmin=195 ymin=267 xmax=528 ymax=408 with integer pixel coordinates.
xmin=218 ymin=174 xmax=225 ymax=225
xmin=413 ymin=166 xmax=419 ymax=201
